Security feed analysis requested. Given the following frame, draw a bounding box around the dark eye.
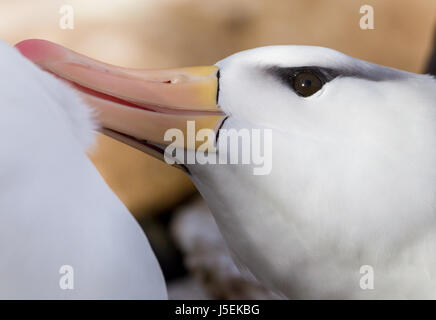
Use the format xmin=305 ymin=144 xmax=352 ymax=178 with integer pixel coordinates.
xmin=292 ymin=71 xmax=324 ymax=97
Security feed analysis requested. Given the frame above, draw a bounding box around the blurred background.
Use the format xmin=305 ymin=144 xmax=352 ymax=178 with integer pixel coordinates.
xmin=1 ymin=0 xmax=435 ymax=299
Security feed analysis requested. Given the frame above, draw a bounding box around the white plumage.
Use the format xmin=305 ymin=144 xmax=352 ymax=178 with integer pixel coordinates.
xmin=190 ymin=46 xmax=436 ymax=298
xmin=16 ymin=39 xmax=436 ymax=299
xmin=0 ymin=41 xmax=167 ymax=299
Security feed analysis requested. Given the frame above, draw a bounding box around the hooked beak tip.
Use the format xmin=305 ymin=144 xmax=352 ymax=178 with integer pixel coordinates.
xmin=15 ymin=39 xmax=66 ymax=65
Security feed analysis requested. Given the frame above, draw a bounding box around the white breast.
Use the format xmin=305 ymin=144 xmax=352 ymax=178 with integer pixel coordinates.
xmin=0 ymin=41 xmax=166 ymax=299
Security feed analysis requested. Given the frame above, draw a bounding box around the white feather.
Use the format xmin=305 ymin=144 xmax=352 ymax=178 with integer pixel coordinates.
xmin=189 ymin=45 xmax=436 ymax=298
xmin=0 ymin=41 xmax=166 ymax=299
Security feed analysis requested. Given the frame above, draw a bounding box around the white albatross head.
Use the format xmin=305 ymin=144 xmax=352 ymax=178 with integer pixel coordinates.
xmin=16 ymin=39 xmax=436 ymax=298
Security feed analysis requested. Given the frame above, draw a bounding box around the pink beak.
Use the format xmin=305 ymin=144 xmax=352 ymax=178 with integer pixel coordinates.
xmin=15 ymin=39 xmax=226 ymax=163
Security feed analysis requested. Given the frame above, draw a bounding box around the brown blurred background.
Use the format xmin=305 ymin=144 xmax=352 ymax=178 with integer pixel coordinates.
xmin=1 ymin=0 xmax=435 ymax=298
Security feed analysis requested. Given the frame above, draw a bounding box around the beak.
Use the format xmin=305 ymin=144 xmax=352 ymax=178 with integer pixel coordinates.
xmin=15 ymin=39 xmax=225 ymax=167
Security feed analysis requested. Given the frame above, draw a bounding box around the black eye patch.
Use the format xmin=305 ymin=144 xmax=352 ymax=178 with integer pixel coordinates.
xmin=267 ymin=66 xmax=340 ymax=97
xmin=266 ymin=64 xmax=407 ymax=98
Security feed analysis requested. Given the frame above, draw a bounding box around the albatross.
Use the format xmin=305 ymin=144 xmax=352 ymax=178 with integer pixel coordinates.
xmin=0 ymin=40 xmax=167 ymax=299
xmin=16 ymin=39 xmax=436 ymax=299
